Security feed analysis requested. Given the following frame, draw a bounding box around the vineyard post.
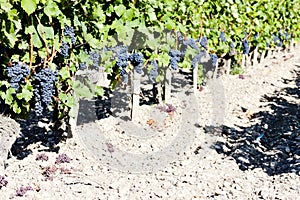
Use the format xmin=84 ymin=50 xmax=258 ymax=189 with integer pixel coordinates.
xmin=290 ymin=38 xmax=294 ymax=51
xmin=253 ymin=47 xmax=258 ymax=66
xmin=226 ymin=58 xmax=231 ymax=75
xmin=213 ymin=59 xmax=219 ymax=79
xmin=164 ymin=67 xmax=172 ymax=103
xmin=131 ymin=69 xmax=141 ymax=122
xmin=193 ymin=63 xmax=198 ymax=94
xmin=260 ymin=50 xmax=266 ymax=64
xmin=241 ymin=54 xmax=246 ymax=69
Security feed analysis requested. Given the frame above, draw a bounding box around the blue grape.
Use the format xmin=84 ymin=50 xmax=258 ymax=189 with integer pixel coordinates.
xmin=192 ymin=51 xmax=205 ymax=69
xmin=79 ymin=62 xmax=87 ymax=70
xmin=220 ymin=31 xmax=226 ymax=42
xmin=149 ymin=60 xmax=159 ymax=82
xmin=89 ymin=51 xmax=100 ymax=67
xmin=60 ymin=42 xmax=70 ymax=58
xmin=129 ymin=53 xmax=143 ymax=74
xmin=64 ymin=25 xmax=76 ymax=45
xmin=177 ymin=32 xmax=184 ymax=42
xmin=113 ymin=46 xmax=129 ymax=72
xmin=200 ymin=36 xmax=208 ymax=50
xmin=6 ymin=62 xmax=30 ymax=91
xmin=183 ymin=38 xmax=199 ymax=51
xmin=33 ymin=68 xmax=58 ymax=116
xmin=254 ymin=32 xmax=259 ymax=40
xmin=230 ymin=41 xmax=235 ymax=54
xmin=242 ymin=39 xmax=250 ymax=54
xmin=120 ymin=72 xmax=128 ymax=84
xmin=169 ymin=49 xmax=181 ymax=70
xmin=273 ymin=34 xmax=282 ymax=47
xmin=209 ymin=53 xmax=218 ymax=67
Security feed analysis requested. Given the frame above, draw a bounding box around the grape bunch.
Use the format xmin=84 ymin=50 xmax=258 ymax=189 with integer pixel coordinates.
xmin=89 ymin=51 xmax=100 ymax=68
xmin=64 ymin=25 xmax=76 ymax=45
xmin=192 ymin=51 xmax=205 ymax=69
xmin=230 ymin=41 xmax=235 ymax=55
xmin=79 ymin=62 xmax=87 ymax=70
xmin=33 ymin=68 xmax=58 ymax=116
xmin=242 ymin=39 xmax=250 ymax=54
xmin=254 ymin=32 xmax=259 ymax=40
xmin=200 ymin=36 xmax=208 ymax=50
xmin=120 ymin=68 xmax=128 ymax=84
xmin=59 ymin=42 xmax=70 ymax=58
xmin=129 ymin=53 xmax=144 ymax=74
xmin=209 ymin=53 xmax=218 ymax=67
xmin=183 ymin=38 xmax=199 ymax=51
xmin=273 ymin=34 xmax=283 ymax=47
xmin=220 ymin=31 xmax=226 ymax=42
xmin=149 ymin=60 xmax=159 ymax=83
xmin=6 ymin=62 xmax=30 ymax=91
xmin=169 ymin=49 xmax=181 ymax=70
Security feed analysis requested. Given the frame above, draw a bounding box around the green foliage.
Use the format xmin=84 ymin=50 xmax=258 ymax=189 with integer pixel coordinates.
xmin=0 ymin=0 xmax=299 ymax=119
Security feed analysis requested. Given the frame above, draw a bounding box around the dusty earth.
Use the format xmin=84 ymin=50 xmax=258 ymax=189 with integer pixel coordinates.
xmin=0 ymin=45 xmax=299 ymax=199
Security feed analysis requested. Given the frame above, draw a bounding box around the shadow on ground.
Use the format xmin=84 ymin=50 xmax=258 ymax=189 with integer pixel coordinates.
xmin=212 ymin=68 xmax=299 ymax=176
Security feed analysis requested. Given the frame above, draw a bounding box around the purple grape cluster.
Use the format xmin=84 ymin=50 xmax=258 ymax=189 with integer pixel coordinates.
xmin=273 ymin=34 xmax=283 ymax=47
xmin=183 ymin=38 xmax=199 ymax=51
xmin=15 ymin=186 xmax=33 ymax=197
xmin=254 ymin=32 xmax=259 ymax=40
xmin=55 ymin=153 xmax=71 ymax=164
xmin=0 ymin=175 xmax=8 ymax=189
xmin=33 ymin=68 xmax=58 ymax=116
xmin=64 ymin=25 xmax=76 ymax=45
xmin=209 ymin=53 xmax=218 ymax=67
xmin=169 ymin=49 xmax=181 ymax=70
xmin=220 ymin=31 xmax=226 ymax=42
xmin=242 ymin=39 xmax=250 ymax=54
xmin=120 ymin=69 xmax=128 ymax=84
xmin=200 ymin=36 xmax=208 ymax=50
xmin=79 ymin=62 xmax=87 ymax=70
xmin=6 ymin=62 xmax=30 ymax=91
xmin=149 ymin=60 xmax=159 ymax=82
xmin=89 ymin=51 xmax=100 ymax=67
xmin=59 ymin=41 xmax=70 ymax=58
xmin=192 ymin=51 xmax=205 ymax=69
xmin=129 ymin=53 xmax=143 ymax=74
xmin=230 ymin=41 xmax=235 ymax=54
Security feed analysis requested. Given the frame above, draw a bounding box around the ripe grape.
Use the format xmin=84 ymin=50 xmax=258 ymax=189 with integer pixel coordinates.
xmin=6 ymin=62 xmax=30 ymax=91
xmin=273 ymin=34 xmax=283 ymax=47
xmin=183 ymin=38 xmax=199 ymax=51
xmin=254 ymin=32 xmax=259 ymax=40
xmin=33 ymin=68 xmax=58 ymax=116
xmin=89 ymin=51 xmax=100 ymax=67
xmin=192 ymin=51 xmax=205 ymax=69
xmin=200 ymin=36 xmax=208 ymax=50
xmin=60 ymin=42 xmax=70 ymax=58
xmin=129 ymin=53 xmax=143 ymax=74
xmin=79 ymin=62 xmax=87 ymax=70
xmin=230 ymin=41 xmax=235 ymax=54
xmin=242 ymin=39 xmax=250 ymax=54
xmin=120 ymin=72 xmax=129 ymax=84
xmin=64 ymin=24 xmax=76 ymax=45
xmin=220 ymin=31 xmax=226 ymax=42
xmin=169 ymin=49 xmax=181 ymax=70
xmin=149 ymin=60 xmax=159 ymax=82
xmin=209 ymin=53 xmax=218 ymax=67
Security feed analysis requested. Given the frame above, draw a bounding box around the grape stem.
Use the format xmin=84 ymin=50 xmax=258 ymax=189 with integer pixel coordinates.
xmin=30 ymin=33 xmax=33 ymax=69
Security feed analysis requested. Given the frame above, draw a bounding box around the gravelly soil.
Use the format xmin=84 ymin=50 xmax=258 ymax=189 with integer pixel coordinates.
xmin=0 ymin=46 xmax=299 ymax=199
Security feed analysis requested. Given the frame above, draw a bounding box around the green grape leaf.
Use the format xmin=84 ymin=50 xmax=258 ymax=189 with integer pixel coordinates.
xmin=21 ymin=0 xmax=37 ymax=15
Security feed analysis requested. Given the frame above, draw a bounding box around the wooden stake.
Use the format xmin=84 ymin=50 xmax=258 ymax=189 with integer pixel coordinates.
xmin=164 ymin=68 xmax=172 ymax=104
xmin=131 ymin=70 xmax=141 ymax=122
xmin=253 ymin=47 xmax=258 ymax=66
xmin=193 ymin=63 xmax=198 ymax=94
xmin=226 ymin=58 xmax=231 ymax=75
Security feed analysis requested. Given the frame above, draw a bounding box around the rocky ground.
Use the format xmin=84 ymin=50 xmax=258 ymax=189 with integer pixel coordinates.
xmin=0 ymin=46 xmax=299 ymax=199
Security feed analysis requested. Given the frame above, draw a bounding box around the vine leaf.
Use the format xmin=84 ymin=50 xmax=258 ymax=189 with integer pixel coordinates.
xmin=21 ymin=0 xmax=38 ymax=15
